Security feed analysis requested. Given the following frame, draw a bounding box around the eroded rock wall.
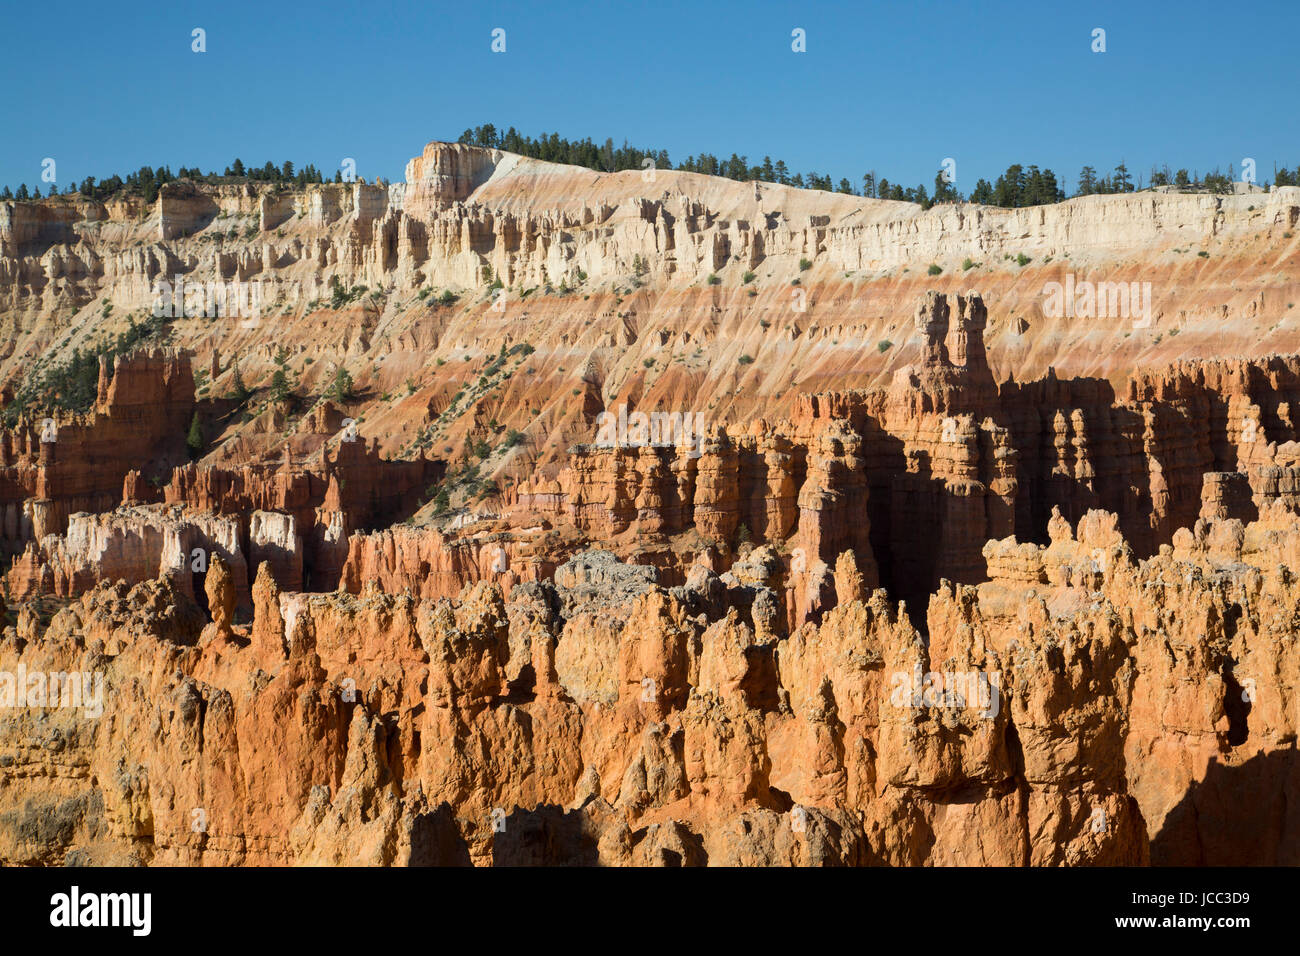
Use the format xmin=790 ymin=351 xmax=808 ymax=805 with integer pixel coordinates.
xmin=5 ymin=498 xmax=1298 ymax=866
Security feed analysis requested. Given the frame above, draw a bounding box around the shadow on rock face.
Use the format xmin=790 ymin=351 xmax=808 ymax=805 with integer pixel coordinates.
xmin=1152 ymin=749 xmax=1300 ymax=865
xmin=492 ymin=804 xmax=600 ymax=867
xmin=407 ymin=803 xmax=473 ymax=866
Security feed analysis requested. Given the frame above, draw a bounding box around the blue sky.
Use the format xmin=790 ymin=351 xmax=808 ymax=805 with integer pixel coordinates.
xmin=2 ymin=0 xmax=1297 ymax=195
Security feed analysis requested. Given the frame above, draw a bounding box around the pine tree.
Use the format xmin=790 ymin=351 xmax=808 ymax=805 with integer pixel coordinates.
xmin=1112 ymin=162 xmax=1133 ymax=193
xmin=1043 ymin=169 xmax=1063 ymax=202
xmin=933 ymin=169 xmax=958 ymax=204
xmin=993 ymin=165 xmax=1026 ymax=207
xmin=186 ymin=411 xmax=204 ymax=459
xmin=1077 ymin=166 xmax=1098 ymax=196
xmin=228 ymin=362 xmax=250 ymax=402
xmin=269 ymin=347 xmax=295 ymax=404
xmin=327 ymin=365 xmax=354 ymax=403
xmin=269 ymin=367 xmax=292 ymax=403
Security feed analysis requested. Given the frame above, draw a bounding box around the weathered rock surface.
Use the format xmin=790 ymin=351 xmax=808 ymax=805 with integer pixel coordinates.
xmin=1 ymin=142 xmax=1299 ymax=868
xmin=0 ymin=348 xmax=193 ymax=556
xmin=2 ymin=142 xmax=1297 ymax=483
xmin=3 ymin=493 xmax=1298 ymax=866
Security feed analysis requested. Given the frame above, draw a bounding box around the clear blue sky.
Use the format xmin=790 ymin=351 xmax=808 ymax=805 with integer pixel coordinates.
xmin=2 ymin=0 xmax=1297 ymax=195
